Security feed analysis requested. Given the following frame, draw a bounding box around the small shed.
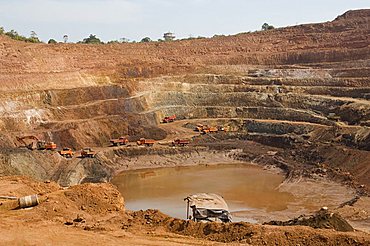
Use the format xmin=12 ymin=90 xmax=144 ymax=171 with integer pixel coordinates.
xmin=163 ymin=32 xmax=175 ymax=41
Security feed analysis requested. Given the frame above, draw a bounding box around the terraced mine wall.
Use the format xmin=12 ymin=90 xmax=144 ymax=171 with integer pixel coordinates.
xmin=0 ymin=10 xmax=369 ymax=187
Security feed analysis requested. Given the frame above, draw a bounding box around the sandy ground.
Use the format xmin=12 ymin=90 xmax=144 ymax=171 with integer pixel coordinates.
xmin=0 ymin=176 xmax=369 ymax=245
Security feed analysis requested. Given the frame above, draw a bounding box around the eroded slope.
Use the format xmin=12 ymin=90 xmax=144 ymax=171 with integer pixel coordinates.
xmin=0 ymin=10 xmax=368 ymax=187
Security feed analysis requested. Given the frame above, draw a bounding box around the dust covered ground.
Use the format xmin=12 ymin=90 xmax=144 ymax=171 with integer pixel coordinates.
xmin=1 ymin=176 xmax=370 ymax=245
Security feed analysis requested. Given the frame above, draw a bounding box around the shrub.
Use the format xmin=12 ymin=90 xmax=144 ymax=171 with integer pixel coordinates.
xmin=140 ymin=37 xmax=151 ymax=43
xmin=262 ymin=23 xmax=275 ymax=31
xmin=4 ymin=29 xmax=41 ymax=43
xmin=48 ymin=39 xmax=57 ymax=44
xmin=78 ymin=34 xmax=103 ymax=44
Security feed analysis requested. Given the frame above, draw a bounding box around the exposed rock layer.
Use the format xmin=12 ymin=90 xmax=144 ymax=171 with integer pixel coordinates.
xmin=0 ymin=10 xmax=369 ymax=188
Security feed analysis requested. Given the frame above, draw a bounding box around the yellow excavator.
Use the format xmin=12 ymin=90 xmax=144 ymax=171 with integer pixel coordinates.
xmin=16 ymin=136 xmax=57 ymax=150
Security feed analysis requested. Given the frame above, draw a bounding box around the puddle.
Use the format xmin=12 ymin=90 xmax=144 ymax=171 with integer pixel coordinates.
xmin=112 ymin=163 xmax=355 ymax=223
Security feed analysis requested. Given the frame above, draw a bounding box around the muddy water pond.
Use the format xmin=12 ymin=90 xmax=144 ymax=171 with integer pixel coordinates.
xmin=112 ymin=164 xmax=354 ymax=223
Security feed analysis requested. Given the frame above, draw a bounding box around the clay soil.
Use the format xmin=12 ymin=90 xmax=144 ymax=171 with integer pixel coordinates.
xmin=1 ymin=176 xmax=370 ymax=245
xmin=0 ymin=9 xmax=370 ymax=245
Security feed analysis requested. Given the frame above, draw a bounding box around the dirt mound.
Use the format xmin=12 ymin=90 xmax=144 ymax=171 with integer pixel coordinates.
xmin=128 ymin=209 xmax=170 ymax=227
xmin=63 ymin=182 xmax=124 ymax=215
xmin=34 ymin=183 xmax=125 ymax=228
xmin=337 ymin=197 xmax=370 ymax=220
xmin=265 ymin=208 xmax=354 ymax=232
xmin=0 ymin=176 xmax=125 ymax=223
xmin=167 ymin=218 xmax=256 ymax=243
xmin=128 ymin=210 xmax=370 ymax=245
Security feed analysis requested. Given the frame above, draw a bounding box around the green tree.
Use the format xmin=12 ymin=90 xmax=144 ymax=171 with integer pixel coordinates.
xmin=0 ymin=26 xmax=4 ymax=35
xmin=28 ymin=31 xmax=40 ymax=43
xmin=262 ymin=23 xmax=275 ymax=31
xmin=6 ymin=29 xmax=19 ymax=39
xmin=48 ymin=39 xmax=57 ymax=44
xmin=140 ymin=37 xmax=151 ymax=43
xmin=30 ymin=31 xmax=37 ymax=38
xmin=79 ymin=34 xmax=103 ymax=44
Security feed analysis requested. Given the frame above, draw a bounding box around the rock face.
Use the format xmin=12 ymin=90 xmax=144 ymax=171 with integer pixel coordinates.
xmin=0 ymin=10 xmax=369 ymax=186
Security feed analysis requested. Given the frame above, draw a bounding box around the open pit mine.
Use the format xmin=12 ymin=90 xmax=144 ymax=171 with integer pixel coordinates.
xmin=0 ymin=9 xmax=369 ymax=245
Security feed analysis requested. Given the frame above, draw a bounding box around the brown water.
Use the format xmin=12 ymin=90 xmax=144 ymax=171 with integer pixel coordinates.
xmin=112 ymin=164 xmax=296 ymax=222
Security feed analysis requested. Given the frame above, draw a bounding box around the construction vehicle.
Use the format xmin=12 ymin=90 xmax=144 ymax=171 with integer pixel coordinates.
xmin=137 ymin=138 xmax=155 ymax=147
xmin=171 ymin=139 xmax=190 ymax=147
xmin=37 ymin=141 xmax=57 ymax=150
xmin=195 ymin=124 xmax=205 ymax=132
xmin=162 ymin=115 xmax=176 ymax=123
xmin=184 ymin=193 xmax=232 ymax=223
xmin=16 ymin=136 xmax=38 ymax=150
xmin=58 ymin=148 xmax=74 ymax=158
xmin=195 ymin=124 xmax=226 ymax=133
xmin=16 ymin=136 xmax=57 ymax=150
xmin=80 ymin=147 xmax=96 ymax=158
xmin=201 ymin=126 xmax=218 ymax=134
xmin=110 ymin=137 xmax=129 ymax=146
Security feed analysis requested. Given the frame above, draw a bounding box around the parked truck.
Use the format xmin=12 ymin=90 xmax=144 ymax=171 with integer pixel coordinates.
xmin=201 ymin=126 xmax=218 ymax=134
xmin=195 ymin=124 xmax=205 ymax=132
xmin=59 ymin=148 xmax=74 ymax=158
xmin=137 ymin=138 xmax=155 ymax=147
xmin=171 ymin=139 xmax=190 ymax=147
xmin=162 ymin=115 xmax=176 ymax=123
xmin=80 ymin=147 xmax=96 ymax=158
xmin=110 ymin=137 xmax=129 ymax=146
xmin=195 ymin=124 xmax=226 ymax=133
xmin=37 ymin=141 xmax=57 ymax=150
